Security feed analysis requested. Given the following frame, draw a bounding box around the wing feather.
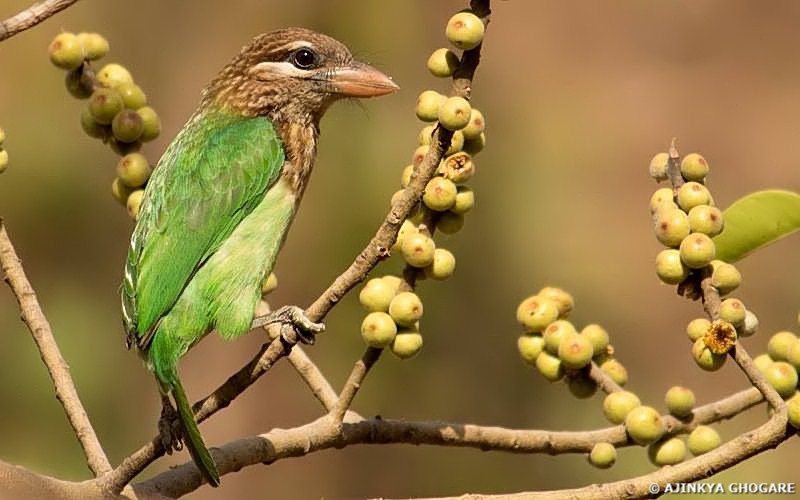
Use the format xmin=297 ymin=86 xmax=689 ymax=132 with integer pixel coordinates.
xmin=121 ymin=108 xmax=285 ymax=348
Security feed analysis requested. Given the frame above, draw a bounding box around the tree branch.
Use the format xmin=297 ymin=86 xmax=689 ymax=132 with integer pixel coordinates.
xmin=0 ymin=222 xmax=111 ymax=476
xmin=133 ymin=385 xmax=771 ymax=498
xmin=0 ymin=0 xmax=80 ymax=42
xmin=330 ymin=347 xmax=382 ymax=423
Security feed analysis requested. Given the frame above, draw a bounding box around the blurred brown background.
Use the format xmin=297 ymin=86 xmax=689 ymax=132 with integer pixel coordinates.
xmin=1 ymin=0 xmax=800 ymax=498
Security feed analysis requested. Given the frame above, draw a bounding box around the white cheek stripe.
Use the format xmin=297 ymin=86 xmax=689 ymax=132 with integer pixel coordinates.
xmin=251 ymin=61 xmax=310 ymax=79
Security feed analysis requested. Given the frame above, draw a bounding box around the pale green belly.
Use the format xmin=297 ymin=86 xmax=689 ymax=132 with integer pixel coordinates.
xmin=149 ymin=179 xmax=295 ymax=379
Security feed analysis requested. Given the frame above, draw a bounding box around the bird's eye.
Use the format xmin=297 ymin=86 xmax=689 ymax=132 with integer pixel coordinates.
xmin=291 ymin=48 xmax=317 ymax=70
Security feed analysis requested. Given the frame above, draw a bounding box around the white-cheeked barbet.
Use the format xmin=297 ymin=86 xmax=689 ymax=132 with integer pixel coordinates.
xmin=121 ymin=27 xmax=398 ymax=486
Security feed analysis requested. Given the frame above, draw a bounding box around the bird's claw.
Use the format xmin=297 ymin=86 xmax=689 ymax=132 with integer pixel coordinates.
xmin=158 ymin=395 xmax=184 ymax=454
xmin=254 ymin=305 xmax=324 ymax=345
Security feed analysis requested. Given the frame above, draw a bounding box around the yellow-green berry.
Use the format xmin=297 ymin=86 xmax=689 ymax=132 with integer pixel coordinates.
xmin=462 ymin=132 xmax=485 ymax=155
xmin=438 ymin=96 xmax=472 ymax=131
xmin=424 ymin=248 xmax=456 ymax=280
xmin=80 ymin=107 xmax=108 ymax=139
xmin=112 ymin=109 xmax=144 ymax=143
xmin=116 ymin=153 xmax=151 ymax=188
xmin=654 ymin=209 xmax=690 ymax=248
xmin=96 ymin=63 xmax=134 ymax=89
xmin=648 ymin=152 xmax=669 ymax=182
xmin=111 ymin=177 xmax=133 ymax=205
xmin=76 ymin=32 xmax=109 ymax=61
xmin=126 ymin=189 xmax=145 ymax=220
xmin=517 ymin=334 xmax=545 ymax=365
xmin=600 ymin=358 xmax=628 ymax=386
xmin=538 ymin=286 xmax=575 ymax=319
xmin=655 ymin=249 xmax=689 ymax=285
xmin=400 ymin=232 xmax=435 ymax=268
xmin=439 ymin=152 xmax=475 ymax=184
xmin=451 ymin=186 xmax=475 ymax=215
xmin=535 ymin=351 xmax=564 ymax=382
xmin=423 ymin=176 xmax=458 ymax=211
xmin=117 ymin=83 xmax=147 ymax=110
xmin=418 ymin=125 xmax=436 ymax=146
xmin=679 ymin=232 xmax=715 ymax=269
xmin=665 ymin=386 xmax=695 ymax=418
xmin=589 ymin=443 xmax=617 ymax=469
xmin=88 ymin=88 xmax=124 ymax=125
xmin=603 ymin=390 xmax=641 ymax=424
xmin=136 ymin=106 xmax=161 ymax=142
xmin=517 ymin=296 xmax=560 ymax=334
xmin=0 ymin=149 xmax=8 ymax=173
xmin=416 ymin=90 xmax=446 ymax=122
xmin=581 ymin=324 xmax=610 ymax=356
xmin=392 ymin=219 xmax=418 ymax=253
xmin=436 ymin=211 xmax=465 ymax=234
xmin=412 ymin=145 xmax=429 ymax=167
xmin=691 ymin=338 xmax=726 ymax=371
xmin=427 ymin=48 xmax=459 ymax=77
xmin=787 ymin=394 xmax=800 ymax=429
xmin=719 ymin=298 xmax=746 ymax=327
xmin=786 ymin=340 xmax=800 ymax=370
xmin=381 ymin=275 xmax=403 ymax=295
xmin=445 ymin=130 xmax=465 ymax=155
xmin=461 ymin=108 xmax=485 ymax=139
xmin=359 ymin=277 xmax=397 ymax=312
xmin=753 ymin=353 xmax=774 ymax=374
xmin=764 ymin=361 xmax=798 ymax=398
xmin=676 ymin=181 xmax=712 ymax=212
xmin=710 ymin=261 xmax=741 ymax=295
xmin=391 ymin=327 xmax=423 ymax=359
xmin=388 ymin=291 xmax=423 ymax=327
xmin=65 ymin=69 xmax=93 ymax=99
xmin=567 ymin=375 xmax=598 ymax=399
xmin=680 ymin=153 xmax=709 ymax=182
xmin=445 ymin=11 xmax=485 ymax=51
xmin=558 ymin=334 xmax=594 ymax=369
xmin=649 ymin=187 xmax=676 ymax=215
xmin=687 ymin=425 xmax=721 ymax=456
xmin=624 ymin=405 xmax=665 ymax=445
xmin=0 ymin=127 xmax=5 ymax=144
xmin=400 ymin=164 xmax=415 ymax=188
xmin=687 ymin=318 xmax=711 ymax=342
xmin=688 ymin=205 xmax=724 ymax=237
xmin=648 ymin=437 xmax=686 ymax=466
xmin=542 ymin=319 xmax=576 ymax=352
xmin=361 ymin=311 xmax=398 ymax=348
xmin=740 ymin=309 xmax=759 ymax=337
xmin=261 ymin=272 xmax=278 ymax=295
xmin=48 ymin=32 xmax=84 ymax=70
xmin=768 ymin=331 xmax=798 ymax=361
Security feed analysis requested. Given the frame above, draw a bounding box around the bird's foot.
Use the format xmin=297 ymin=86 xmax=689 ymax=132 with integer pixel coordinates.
xmin=158 ymin=394 xmax=184 ymax=454
xmin=252 ymin=305 xmax=324 ymax=345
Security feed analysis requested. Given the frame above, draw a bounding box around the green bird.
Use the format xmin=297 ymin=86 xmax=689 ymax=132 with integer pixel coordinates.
xmin=121 ymin=27 xmax=398 ymax=486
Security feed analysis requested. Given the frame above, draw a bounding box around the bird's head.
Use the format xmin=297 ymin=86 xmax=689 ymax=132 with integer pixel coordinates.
xmin=206 ymin=27 xmax=399 ymax=124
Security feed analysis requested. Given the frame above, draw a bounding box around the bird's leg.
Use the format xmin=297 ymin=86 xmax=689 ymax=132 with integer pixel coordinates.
xmin=158 ymin=393 xmax=184 ymax=454
xmin=251 ymin=305 xmax=325 ymax=345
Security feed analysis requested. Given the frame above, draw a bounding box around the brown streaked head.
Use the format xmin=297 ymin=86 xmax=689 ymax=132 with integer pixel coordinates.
xmin=205 ymin=27 xmax=399 ymax=123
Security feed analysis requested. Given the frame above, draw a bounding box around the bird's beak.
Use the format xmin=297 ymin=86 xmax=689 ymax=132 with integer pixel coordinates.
xmin=327 ymin=61 xmax=399 ymax=98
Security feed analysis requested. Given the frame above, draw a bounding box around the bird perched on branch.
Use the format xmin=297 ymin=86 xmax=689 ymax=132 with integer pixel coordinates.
xmin=121 ymin=27 xmax=398 ymax=486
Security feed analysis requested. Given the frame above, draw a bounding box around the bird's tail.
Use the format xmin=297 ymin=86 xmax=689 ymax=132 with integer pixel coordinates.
xmin=171 ymin=378 xmax=221 ymax=487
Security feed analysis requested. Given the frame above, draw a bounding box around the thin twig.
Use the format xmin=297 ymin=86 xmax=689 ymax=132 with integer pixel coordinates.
xmin=588 ymin=361 xmax=623 ymax=394
xmin=133 ymin=385 xmax=772 ymax=498
xmin=0 ymin=222 xmax=111 ymax=476
xmin=330 ymin=347 xmax=382 ymax=423
xmin=0 ymin=0 xmax=80 ymax=42
xmin=287 ymin=346 xmax=339 ymax=411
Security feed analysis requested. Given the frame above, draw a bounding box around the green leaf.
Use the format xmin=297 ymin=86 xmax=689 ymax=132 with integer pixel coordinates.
xmin=713 ymin=189 xmax=800 ymax=262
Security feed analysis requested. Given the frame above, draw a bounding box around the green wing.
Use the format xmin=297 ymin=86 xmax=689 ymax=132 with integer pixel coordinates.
xmin=122 ymin=107 xmax=285 ymax=348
